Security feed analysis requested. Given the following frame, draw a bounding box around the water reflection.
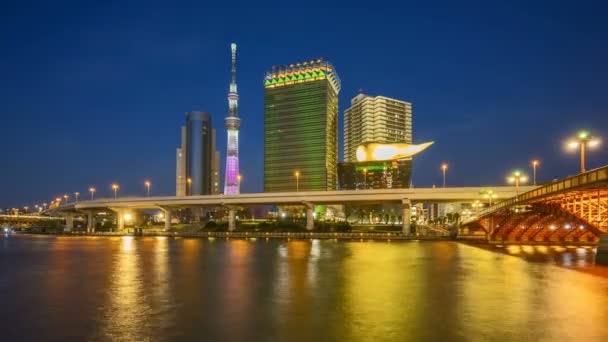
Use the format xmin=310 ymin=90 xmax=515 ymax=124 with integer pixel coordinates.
xmin=217 ymin=239 xmax=254 ymax=340
xmin=98 ymin=236 xmax=146 ymax=340
xmin=342 ymin=242 xmax=425 ymax=340
xmin=492 ymin=244 xmax=597 ymax=267
xmin=2 ymin=235 xmax=608 ymax=341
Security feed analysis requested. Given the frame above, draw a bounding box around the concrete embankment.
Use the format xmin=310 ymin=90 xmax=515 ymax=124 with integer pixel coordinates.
xmin=21 ymin=230 xmax=452 ymax=241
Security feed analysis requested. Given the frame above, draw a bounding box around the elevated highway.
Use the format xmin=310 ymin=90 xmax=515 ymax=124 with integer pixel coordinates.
xmin=52 ymin=186 xmax=533 ymax=233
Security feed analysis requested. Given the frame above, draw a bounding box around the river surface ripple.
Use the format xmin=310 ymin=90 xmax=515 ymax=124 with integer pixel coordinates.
xmin=1 ymin=235 xmax=608 ymax=341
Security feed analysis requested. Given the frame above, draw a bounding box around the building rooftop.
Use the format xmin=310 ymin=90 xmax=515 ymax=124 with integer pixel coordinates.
xmin=264 ymin=58 xmax=341 ymax=93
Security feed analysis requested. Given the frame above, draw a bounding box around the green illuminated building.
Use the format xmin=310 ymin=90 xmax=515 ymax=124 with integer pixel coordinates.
xmin=264 ymin=59 xmax=341 ymax=192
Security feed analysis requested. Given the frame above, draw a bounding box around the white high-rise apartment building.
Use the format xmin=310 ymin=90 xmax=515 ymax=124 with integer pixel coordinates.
xmin=344 ymin=93 xmax=412 ymax=162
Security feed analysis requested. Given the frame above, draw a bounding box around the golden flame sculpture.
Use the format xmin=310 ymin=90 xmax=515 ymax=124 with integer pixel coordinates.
xmin=356 ymin=142 xmax=434 ymax=162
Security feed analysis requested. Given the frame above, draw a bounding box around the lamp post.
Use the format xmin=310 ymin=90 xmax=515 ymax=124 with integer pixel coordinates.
xmin=74 ymin=192 xmax=80 ymax=202
xmin=187 ymin=178 xmax=192 ymax=196
xmin=145 ymin=180 xmax=151 ymax=197
xmin=89 ymin=187 xmax=96 ymax=200
xmin=483 ymin=190 xmax=498 ymax=206
xmin=237 ymin=175 xmax=242 ymax=189
xmin=363 ymin=167 xmax=368 ymax=189
xmin=294 ymin=171 xmax=300 ymax=192
xmin=63 ymin=194 xmax=69 ymax=203
xmin=124 ymin=213 xmax=132 ymax=227
xmin=507 ymin=171 xmax=528 ymax=196
xmin=531 ymin=160 xmax=539 ymax=185
xmin=567 ymin=130 xmax=601 ymax=173
xmin=441 ymin=163 xmax=448 ymax=188
xmin=43 ymin=202 xmax=47 ymax=210
xmin=472 ymin=200 xmax=482 ymax=213
xmin=111 ymin=184 xmax=119 ymax=200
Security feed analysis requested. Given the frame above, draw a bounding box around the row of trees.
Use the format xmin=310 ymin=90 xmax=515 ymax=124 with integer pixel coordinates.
xmin=428 ymin=212 xmax=461 ymax=226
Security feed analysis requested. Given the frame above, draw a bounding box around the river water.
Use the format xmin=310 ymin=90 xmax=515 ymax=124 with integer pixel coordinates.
xmin=1 ymin=235 xmax=608 ymax=341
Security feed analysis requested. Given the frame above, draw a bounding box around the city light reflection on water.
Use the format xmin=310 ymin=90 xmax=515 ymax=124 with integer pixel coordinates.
xmin=1 ymin=235 xmax=608 ymax=341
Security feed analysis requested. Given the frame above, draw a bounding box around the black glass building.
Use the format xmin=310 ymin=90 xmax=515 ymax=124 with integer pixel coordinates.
xmin=185 ymin=111 xmax=213 ymax=195
xmin=338 ymin=159 xmax=412 ymax=190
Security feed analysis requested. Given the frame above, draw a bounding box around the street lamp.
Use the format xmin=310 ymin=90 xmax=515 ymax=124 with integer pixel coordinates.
xmin=124 ymin=213 xmax=132 ymax=226
xmin=237 ymin=175 xmax=242 ymax=189
xmin=111 ymin=184 xmax=119 ymax=199
xmin=441 ymin=163 xmax=448 ymax=188
xmin=507 ymin=171 xmax=528 ymax=196
xmin=294 ymin=171 xmax=300 ymax=192
xmin=89 ymin=187 xmax=96 ymax=200
xmin=145 ymin=180 xmax=151 ymax=197
xmin=483 ymin=190 xmax=498 ymax=206
xmin=531 ymin=160 xmax=539 ymax=185
xmin=43 ymin=202 xmax=47 ymax=210
xmin=472 ymin=200 xmax=482 ymax=212
xmin=567 ymin=130 xmax=601 ymax=173
xmin=74 ymin=192 xmax=80 ymax=202
xmin=363 ymin=167 xmax=368 ymax=189
xmin=63 ymin=194 xmax=69 ymax=203
xmin=187 ymin=178 xmax=192 ymax=195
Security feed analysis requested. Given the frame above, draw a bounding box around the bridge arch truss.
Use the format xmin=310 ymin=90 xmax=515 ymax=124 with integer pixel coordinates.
xmin=463 ymin=166 xmax=608 ymax=244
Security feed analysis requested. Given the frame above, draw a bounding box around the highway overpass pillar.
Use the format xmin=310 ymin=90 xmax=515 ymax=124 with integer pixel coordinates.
xmin=597 ymin=234 xmax=608 ymax=265
xmin=87 ymin=211 xmax=95 ymax=233
xmin=117 ymin=212 xmax=124 ymax=231
xmin=228 ymin=209 xmax=236 ymax=231
xmin=302 ymin=202 xmax=314 ymax=230
xmin=402 ymin=199 xmax=411 ymax=235
xmin=110 ymin=208 xmax=125 ymax=231
xmin=158 ymin=207 xmax=172 ymax=231
xmin=163 ymin=209 xmax=172 ymax=231
xmin=306 ymin=206 xmax=314 ymax=231
xmin=65 ymin=214 xmax=74 ymax=231
xmin=109 ymin=208 xmax=136 ymax=231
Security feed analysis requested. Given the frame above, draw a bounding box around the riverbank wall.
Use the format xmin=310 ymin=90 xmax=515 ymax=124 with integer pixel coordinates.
xmin=20 ymin=230 xmax=448 ymax=241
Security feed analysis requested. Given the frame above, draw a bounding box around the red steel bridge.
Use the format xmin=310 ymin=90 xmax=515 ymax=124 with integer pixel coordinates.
xmin=462 ymin=165 xmax=608 ymax=245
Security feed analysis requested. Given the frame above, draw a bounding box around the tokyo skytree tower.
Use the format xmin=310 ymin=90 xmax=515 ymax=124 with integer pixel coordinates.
xmin=224 ymin=43 xmax=241 ymax=195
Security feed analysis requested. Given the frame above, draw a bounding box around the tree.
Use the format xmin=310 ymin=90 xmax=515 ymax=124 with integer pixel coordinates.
xmin=446 ymin=213 xmax=454 ymax=223
xmin=357 ymin=209 xmax=366 ymax=223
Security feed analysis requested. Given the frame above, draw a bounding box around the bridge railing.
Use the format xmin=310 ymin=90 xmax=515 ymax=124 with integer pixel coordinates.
xmin=464 ymin=165 xmax=608 ymax=224
xmin=0 ymin=214 xmax=64 ymax=220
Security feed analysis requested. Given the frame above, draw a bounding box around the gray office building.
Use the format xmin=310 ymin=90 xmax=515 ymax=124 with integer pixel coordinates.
xmin=176 ymin=126 xmax=187 ymax=196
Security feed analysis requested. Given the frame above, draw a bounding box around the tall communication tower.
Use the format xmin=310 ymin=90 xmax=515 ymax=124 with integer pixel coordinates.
xmin=224 ymin=43 xmax=241 ymax=195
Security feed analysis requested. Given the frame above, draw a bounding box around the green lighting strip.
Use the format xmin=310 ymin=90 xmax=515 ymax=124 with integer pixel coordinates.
xmin=265 ymin=70 xmax=327 ymax=86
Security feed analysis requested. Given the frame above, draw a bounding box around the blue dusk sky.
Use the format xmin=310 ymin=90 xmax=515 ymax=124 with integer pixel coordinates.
xmin=1 ymin=0 xmax=607 ymax=208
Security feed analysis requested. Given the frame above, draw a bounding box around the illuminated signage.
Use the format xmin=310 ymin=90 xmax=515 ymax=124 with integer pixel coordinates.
xmin=356 ymin=142 xmax=434 ymax=162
